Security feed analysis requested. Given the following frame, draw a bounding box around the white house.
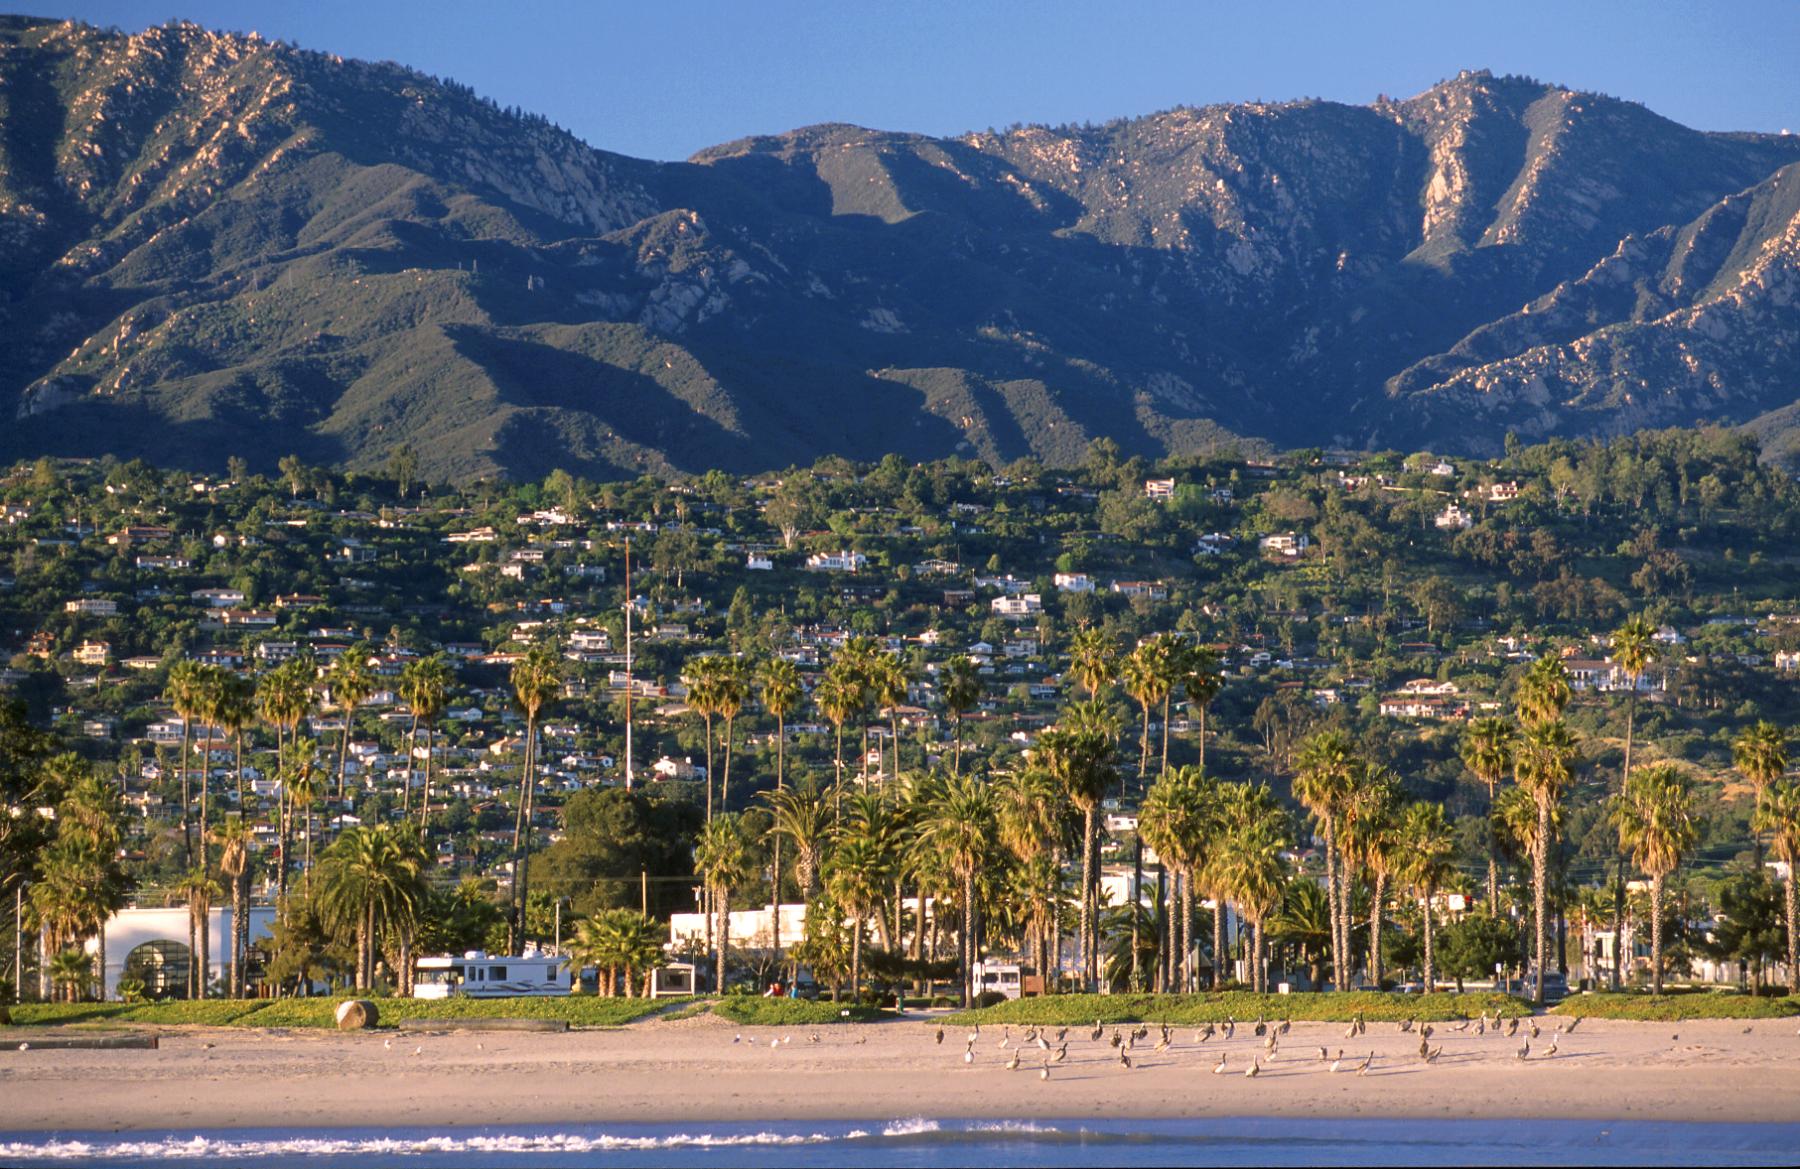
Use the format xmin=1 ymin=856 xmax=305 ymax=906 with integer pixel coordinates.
xmin=82 ymin=904 xmax=279 ymax=1000
xmin=991 ymin=594 xmax=1042 ymax=619
xmin=1258 ymin=532 xmax=1309 ymax=557
xmin=1435 ymin=504 xmax=1473 ymax=531
xmin=745 ymin=553 xmax=774 ymax=571
xmin=805 ymin=550 xmax=868 ymax=573
xmin=1054 ymin=573 xmax=1095 ymax=593
xmin=1144 ymin=478 xmax=1176 ymax=501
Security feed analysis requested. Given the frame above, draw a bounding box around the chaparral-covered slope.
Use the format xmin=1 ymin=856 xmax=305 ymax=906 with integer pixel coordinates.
xmin=4 ymin=17 xmax=1799 ymax=480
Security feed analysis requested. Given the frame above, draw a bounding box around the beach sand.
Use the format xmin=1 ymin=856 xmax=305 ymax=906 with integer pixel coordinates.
xmin=2 ymin=1014 xmax=1798 ymax=1132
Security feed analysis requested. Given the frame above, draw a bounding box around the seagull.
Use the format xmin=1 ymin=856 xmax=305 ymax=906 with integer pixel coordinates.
xmin=1006 ymin=1049 xmax=1021 ymax=1071
xmin=935 ymin=1027 xmax=944 ymax=1045
xmin=808 ymin=1033 xmax=821 ymax=1045
xmin=1245 ymin=1056 xmax=1261 ymax=1078
xmin=475 ymin=1043 xmax=483 ymax=1051
xmin=384 ymin=1038 xmax=392 ymax=1050
xmin=733 ymin=1033 xmax=742 ymax=1045
xmin=412 ymin=1046 xmax=423 ymax=1056
xmin=1355 ymin=1051 xmax=1374 ymax=1077
xmin=17 ymin=1042 xmax=28 ymax=1051
xmin=963 ymin=1047 xmax=975 ymax=1065
xmin=770 ymin=1038 xmax=779 ymax=1049
xmin=202 ymin=1042 xmax=215 ymax=1050
xmin=1212 ymin=1054 xmax=1228 ymax=1075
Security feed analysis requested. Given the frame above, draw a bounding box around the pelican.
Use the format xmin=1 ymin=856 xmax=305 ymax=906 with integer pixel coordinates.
xmin=1420 ymin=1023 xmax=1434 ymax=1040
xmin=1118 ymin=1049 xmax=1133 ymax=1070
xmin=1223 ymin=1017 xmax=1236 ymax=1039
xmin=1475 ymin=1016 xmax=1487 ymax=1036
xmin=1417 ymin=1037 xmax=1429 ymax=1060
xmin=1356 ymin=1013 xmax=1367 ymax=1036
xmin=1317 ymin=1046 xmax=1329 ymax=1062
xmin=1023 ymin=1027 xmax=1039 ymax=1044
xmin=1110 ymin=1029 xmax=1123 ymax=1048
xmin=1278 ymin=1019 xmax=1291 ymax=1036
xmin=1451 ymin=1019 xmax=1470 ymax=1032
xmin=998 ymin=1026 xmax=1012 ymax=1049
xmin=1564 ymin=1017 xmax=1581 ymax=1033
xmin=1516 ymin=1040 xmax=1530 ymax=1061
xmin=1329 ymin=1053 xmax=1344 ymax=1074
xmin=1036 ymin=1033 xmax=1050 ymax=1052
xmin=1040 ymin=1059 xmax=1051 ymax=1081
xmin=1545 ymin=1039 xmax=1558 ymax=1058
xmin=1354 ymin=1051 xmax=1373 ymax=1076
xmin=1091 ymin=1019 xmax=1104 ymax=1042
xmin=1197 ymin=1023 xmax=1216 ymax=1043
xmin=1212 ymin=1054 xmax=1228 ymax=1075
xmin=1263 ymin=1032 xmax=1277 ymax=1052
xmin=1054 ymin=1027 xmax=1067 ymax=1042
xmin=1343 ymin=1021 xmax=1357 ymax=1040
xmin=1006 ymin=1049 xmax=1021 ymax=1071
xmin=1245 ymin=1056 xmax=1261 ymax=1078
xmin=1425 ymin=1044 xmax=1442 ymax=1063
xmin=1134 ymin=1025 xmax=1149 ymax=1041
xmin=1505 ymin=1016 xmax=1519 ymax=1038
xmin=1399 ymin=1018 xmax=1414 ymax=1033
xmin=1154 ymin=1034 xmax=1171 ymax=1053
xmin=1052 ymin=1043 xmax=1068 ymax=1064
xmin=963 ymin=1047 xmax=975 ymax=1065
xmin=1253 ymin=1019 xmax=1267 ymax=1037
xmin=1124 ymin=1031 xmax=1136 ymax=1052
xmin=935 ymin=1027 xmax=944 ymax=1045
xmin=1528 ymin=1022 xmax=1540 ymax=1039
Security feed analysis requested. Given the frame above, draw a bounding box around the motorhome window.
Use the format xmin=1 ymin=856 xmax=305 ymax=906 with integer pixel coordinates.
xmin=490 ymin=965 xmax=507 ymax=980
xmin=546 ymin=965 xmax=558 ymax=980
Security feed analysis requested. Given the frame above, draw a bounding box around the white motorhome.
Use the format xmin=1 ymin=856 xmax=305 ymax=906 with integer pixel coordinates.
xmin=413 ymin=948 xmax=571 ymax=998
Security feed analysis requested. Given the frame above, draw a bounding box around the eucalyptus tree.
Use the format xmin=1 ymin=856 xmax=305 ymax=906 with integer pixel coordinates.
xmin=1753 ymin=779 xmax=1800 ymax=994
xmin=1515 ymin=719 xmax=1577 ymax=1005
xmin=1398 ymin=802 xmax=1457 ymax=992
xmin=1609 ymin=614 xmax=1659 ymax=990
xmin=1612 ymin=763 xmax=1697 ymax=995
xmin=508 ymin=642 xmax=562 ymax=947
xmin=1459 ymin=717 xmax=1516 ymax=910
xmin=1293 ymin=729 xmax=1357 ymax=989
xmin=940 ymin=655 xmax=983 ymax=777
xmin=328 ymin=645 xmax=376 ymax=803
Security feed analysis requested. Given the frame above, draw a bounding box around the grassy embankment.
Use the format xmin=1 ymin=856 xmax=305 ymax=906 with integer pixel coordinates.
xmin=1550 ymin=992 xmax=1800 ymax=1021
xmin=5 ymin=996 xmax=688 ymax=1029
xmin=948 ymin=991 xmax=1529 ymax=1026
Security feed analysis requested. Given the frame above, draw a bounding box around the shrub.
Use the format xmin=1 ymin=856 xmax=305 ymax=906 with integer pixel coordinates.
xmin=1552 ymin=992 xmax=1800 ymax=1021
xmin=709 ymin=997 xmax=881 ymax=1025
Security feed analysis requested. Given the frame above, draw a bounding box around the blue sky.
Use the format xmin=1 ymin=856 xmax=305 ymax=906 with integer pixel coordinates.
xmin=19 ymin=1 xmax=1800 ymax=159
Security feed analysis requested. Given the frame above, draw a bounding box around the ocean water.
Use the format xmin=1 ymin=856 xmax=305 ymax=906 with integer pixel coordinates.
xmin=2 ymin=1117 xmax=1795 ymax=1167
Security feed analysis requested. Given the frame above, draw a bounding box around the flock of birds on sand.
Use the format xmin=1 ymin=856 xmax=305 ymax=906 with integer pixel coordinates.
xmin=914 ymin=1011 xmax=1598 ymax=1080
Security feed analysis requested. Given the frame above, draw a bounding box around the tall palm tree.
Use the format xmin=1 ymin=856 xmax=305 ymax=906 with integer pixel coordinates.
xmin=694 ymin=813 xmax=755 ymax=994
xmin=826 ymin=834 xmax=891 ymax=994
xmin=190 ymin=664 xmax=229 ymax=872
xmin=759 ymin=656 xmax=804 ymax=952
xmin=1517 ymin=654 xmax=1573 ymax=728
xmin=211 ymin=816 xmax=254 ymax=998
xmin=285 ymin=751 xmax=323 ymax=894
xmin=1515 ymin=718 xmax=1577 ymax=1005
xmin=1214 ymin=781 xmax=1289 ymax=993
xmin=1066 ymin=626 xmax=1118 ymax=699
xmin=762 ymin=779 xmax=834 ymax=901
xmin=1176 ymin=643 xmax=1224 ymax=771
xmin=1037 ymin=701 xmax=1118 ymax=990
xmin=683 ymin=656 xmax=723 ymax=818
xmin=1733 ymin=720 xmax=1789 ymax=862
xmin=1122 ymin=637 xmax=1172 ymax=785
xmin=915 ymin=771 xmax=997 ymax=1003
xmin=1397 ymin=802 xmax=1456 ymax=992
xmin=1753 ymin=779 xmax=1800 ymax=995
xmin=1293 ymin=729 xmax=1356 ymax=990
xmin=508 ymin=642 xmax=561 ymax=949
xmin=871 ymin=653 xmax=911 ymax=779
xmin=317 ymin=823 xmax=429 ymax=990
xmin=258 ymin=655 xmax=317 ymax=909
xmin=1341 ymin=765 xmax=1401 ymax=987
xmin=167 ymin=659 xmax=204 ymax=866
xmin=939 ymin=656 xmax=983 ymax=777
xmin=171 ymin=867 xmax=220 ymax=1001
xmin=215 ymin=672 xmax=255 ymax=810
xmin=328 ymin=646 xmax=376 ymax=803
xmin=713 ymin=657 xmax=749 ymax=810
xmin=1138 ymin=764 xmax=1216 ymax=992
xmin=1612 ymin=763 xmax=1696 ymax=995
xmin=995 ymin=765 xmax=1073 ymax=982
xmin=814 ymin=669 xmax=856 ymax=808
xmin=1609 ymin=614 xmax=1658 ymax=991
xmin=401 ymin=654 xmax=452 ymax=829
xmin=1459 ymin=717 xmax=1515 ymax=910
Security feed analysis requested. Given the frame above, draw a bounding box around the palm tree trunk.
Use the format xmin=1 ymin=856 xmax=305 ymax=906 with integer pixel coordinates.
xmin=1322 ymin=824 xmax=1341 ymax=989
xmin=232 ymin=876 xmax=246 ymax=998
xmin=953 ymin=714 xmax=963 ymax=777
xmin=1079 ymin=807 xmax=1096 ymax=993
xmin=715 ymin=883 xmax=729 ymax=993
xmin=703 ymin=713 xmax=715 ymax=821
xmin=1784 ymin=871 xmax=1798 ymax=997
xmin=1160 ymin=693 xmax=1171 ymax=775
xmin=1197 ymin=705 xmax=1207 ymax=770
xmin=197 ymin=905 xmax=210 ymax=1000
xmin=419 ymin=723 xmax=433 ymax=830
xmin=1650 ymin=872 xmax=1664 ymax=996
xmin=1486 ymin=779 xmax=1499 ymax=912
xmin=187 ymin=909 xmax=198 ymax=1001
xmin=963 ymin=870 xmax=977 ymax=1003
xmin=1422 ymin=880 xmax=1437 ymax=992
xmin=180 ymin=721 xmax=193 ymax=867
xmin=850 ymin=912 xmax=862 ymax=996
xmin=721 ymin=717 xmax=735 ymax=810
xmin=342 ymin=711 xmax=359 ymax=809
xmin=1614 ymin=695 xmax=1636 ymax=992
xmin=1533 ymin=801 xmax=1550 ymax=1006
xmin=1369 ymin=872 xmax=1385 ymax=987
xmin=1212 ymin=896 xmax=1224 ymax=990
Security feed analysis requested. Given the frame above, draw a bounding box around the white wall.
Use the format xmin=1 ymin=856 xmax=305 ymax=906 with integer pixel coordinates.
xmin=84 ymin=905 xmax=278 ymax=1000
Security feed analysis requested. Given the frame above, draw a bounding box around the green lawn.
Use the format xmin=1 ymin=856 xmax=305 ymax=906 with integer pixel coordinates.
xmin=1551 ymin=992 xmax=1800 ymax=1021
xmin=707 ymin=997 xmax=882 ymax=1025
xmin=7 ymin=995 xmax=688 ymax=1029
xmin=948 ymin=991 xmax=1528 ymax=1026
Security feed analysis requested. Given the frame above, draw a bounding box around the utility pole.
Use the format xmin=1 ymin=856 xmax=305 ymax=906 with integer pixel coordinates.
xmin=623 ymin=536 xmax=634 ymax=791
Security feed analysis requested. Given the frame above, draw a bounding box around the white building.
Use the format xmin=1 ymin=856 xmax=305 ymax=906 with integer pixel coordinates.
xmin=82 ymin=905 xmax=278 ymax=1000
xmin=1434 ymin=504 xmax=1473 ymax=531
xmin=805 ymin=550 xmax=868 ymax=573
xmin=991 ymin=594 xmax=1042 ymax=619
xmin=1053 ymin=573 xmax=1095 ymax=593
xmin=1258 ymin=532 xmax=1309 ymax=557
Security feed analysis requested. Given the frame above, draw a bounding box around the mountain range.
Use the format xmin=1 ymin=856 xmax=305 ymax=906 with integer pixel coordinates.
xmin=4 ymin=15 xmax=1800 ymax=481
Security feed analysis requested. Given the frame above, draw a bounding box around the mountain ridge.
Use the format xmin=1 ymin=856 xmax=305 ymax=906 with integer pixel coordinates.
xmin=3 ymin=15 xmax=1799 ymax=480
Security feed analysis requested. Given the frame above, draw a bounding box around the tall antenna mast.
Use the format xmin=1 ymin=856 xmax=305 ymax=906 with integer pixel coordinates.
xmin=623 ymin=535 xmax=634 ymax=791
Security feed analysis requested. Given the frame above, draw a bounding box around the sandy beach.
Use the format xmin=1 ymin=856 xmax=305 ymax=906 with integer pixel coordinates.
xmin=2 ymin=1013 xmax=1798 ymax=1133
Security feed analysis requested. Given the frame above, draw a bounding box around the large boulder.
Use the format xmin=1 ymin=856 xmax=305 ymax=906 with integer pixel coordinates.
xmin=334 ymin=999 xmax=380 ymax=1030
